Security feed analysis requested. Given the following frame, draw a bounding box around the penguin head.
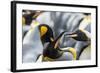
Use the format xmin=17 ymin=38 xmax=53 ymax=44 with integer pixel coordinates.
xmin=64 ymin=30 xmax=90 ymax=41
xmin=38 ymin=24 xmax=54 ymax=45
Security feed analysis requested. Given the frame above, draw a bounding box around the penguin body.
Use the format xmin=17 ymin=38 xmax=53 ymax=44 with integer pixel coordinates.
xmin=43 ymin=42 xmax=63 ymax=59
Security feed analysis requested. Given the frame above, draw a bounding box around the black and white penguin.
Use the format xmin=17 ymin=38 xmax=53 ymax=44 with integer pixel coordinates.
xmin=38 ymin=24 xmax=77 ymax=61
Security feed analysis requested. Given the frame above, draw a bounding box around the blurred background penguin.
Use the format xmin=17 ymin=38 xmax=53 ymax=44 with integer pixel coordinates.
xmin=22 ymin=10 xmax=44 ymax=63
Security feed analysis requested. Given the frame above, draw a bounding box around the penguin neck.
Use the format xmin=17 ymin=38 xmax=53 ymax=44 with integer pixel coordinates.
xmin=41 ymin=31 xmax=65 ymax=48
xmin=53 ymin=31 xmax=65 ymax=44
xmin=49 ymin=31 xmax=65 ymax=49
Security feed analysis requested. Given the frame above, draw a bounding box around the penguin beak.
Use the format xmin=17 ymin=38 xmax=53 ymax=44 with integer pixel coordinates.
xmin=64 ymin=32 xmax=78 ymax=38
xmin=40 ymin=26 xmax=48 ymax=37
xmin=66 ymin=34 xmax=78 ymax=38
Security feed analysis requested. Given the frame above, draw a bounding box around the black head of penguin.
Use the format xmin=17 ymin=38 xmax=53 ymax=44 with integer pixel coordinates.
xmin=38 ymin=24 xmax=54 ymax=45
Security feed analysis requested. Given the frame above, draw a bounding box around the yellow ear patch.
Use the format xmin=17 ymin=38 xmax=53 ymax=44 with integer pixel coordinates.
xmin=40 ymin=26 xmax=48 ymax=37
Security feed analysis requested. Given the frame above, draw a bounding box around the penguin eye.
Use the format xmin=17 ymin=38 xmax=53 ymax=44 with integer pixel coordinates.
xmin=40 ymin=26 xmax=48 ymax=37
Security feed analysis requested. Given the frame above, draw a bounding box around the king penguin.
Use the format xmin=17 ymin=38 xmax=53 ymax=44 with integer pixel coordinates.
xmin=38 ymin=24 xmax=77 ymax=61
